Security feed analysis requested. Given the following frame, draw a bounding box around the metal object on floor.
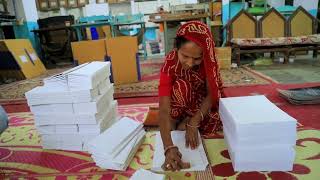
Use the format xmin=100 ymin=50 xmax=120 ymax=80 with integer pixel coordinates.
xmin=0 ymin=105 xmax=8 ymax=134
xmin=278 ymin=86 xmax=320 ymax=105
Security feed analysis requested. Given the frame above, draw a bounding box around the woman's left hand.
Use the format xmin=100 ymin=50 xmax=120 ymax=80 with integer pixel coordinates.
xmin=185 ymin=118 xmax=200 ymax=150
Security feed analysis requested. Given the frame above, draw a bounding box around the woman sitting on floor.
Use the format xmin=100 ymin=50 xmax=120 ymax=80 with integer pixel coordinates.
xmin=158 ymin=21 xmax=224 ymax=171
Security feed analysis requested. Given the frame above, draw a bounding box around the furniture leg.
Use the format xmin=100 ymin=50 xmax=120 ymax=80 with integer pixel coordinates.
xmin=270 ymin=52 xmax=275 ymax=59
xmin=75 ymin=28 xmax=82 ymax=41
xmin=142 ymin=24 xmax=147 ymax=60
xmin=235 ymin=47 xmax=241 ymax=66
xmin=164 ymin=21 xmax=168 ymax=54
xmin=313 ymin=46 xmax=318 ymax=58
xmin=284 ymin=48 xmax=289 ymax=64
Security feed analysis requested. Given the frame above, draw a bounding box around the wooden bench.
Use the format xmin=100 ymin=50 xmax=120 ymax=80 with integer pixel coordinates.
xmin=226 ymin=7 xmax=320 ymax=66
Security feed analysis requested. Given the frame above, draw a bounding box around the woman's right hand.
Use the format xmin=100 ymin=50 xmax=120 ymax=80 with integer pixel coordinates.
xmin=161 ymin=147 xmax=191 ymax=171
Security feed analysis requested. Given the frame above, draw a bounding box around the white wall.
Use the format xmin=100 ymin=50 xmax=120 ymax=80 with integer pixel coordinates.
xmin=13 ymin=0 xmax=25 ymax=20
xmin=36 ymin=0 xmax=202 ymax=21
xmin=6 ymin=0 xmax=15 ymax=16
xmin=294 ymin=0 xmax=319 ymax=10
xmin=83 ymin=3 xmax=109 ymax=16
xmin=267 ymin=0 xmax=285 ymax=8
xmin=109 ymin=3 xmax=131 ymax=15
xmin=22 ymin=0 xmax=39 ymax=21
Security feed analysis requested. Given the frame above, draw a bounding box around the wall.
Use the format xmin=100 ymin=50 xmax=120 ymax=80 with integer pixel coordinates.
xmin=109 ymin=2 xmax=131 ymax=15
xmin=294 ymin=0 xmax=319 ymax=17
xmin=36 ymin=0 xmax=200 ymax=19
xmin=38 ymin=8 xmax=82 ymax=19
xmin=12 ymin=0 xmax=40 ymax=54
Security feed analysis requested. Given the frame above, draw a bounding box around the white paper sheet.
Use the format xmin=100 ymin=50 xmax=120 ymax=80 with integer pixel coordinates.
xmin=220 ymin=109 xmax=297 ymax=148
xmin=30 ymin=53 xmax=38 ymax=61
xmin=152 ymin=131 xmax=209 ymax=172
xmin=37 ymin=124 xmax=78 ymax=135
xmin=223 ymin=126 xmax=296 ymax=163
xmin=130 ymin=169 xmax=165 ymax=180
xmin=30 ymin=103 xmax=74 ymax=114
xmin=19 ymin=55 xmax=28 ymax=63
xmin=219 ymin=96 xmax=297 ymax=139
xmin=44 ymin=62 xmax=110 ymax=90
xmin=88 ymin=117 xmax=143 ymax=158
xmin=73 ymin=86 xmax=114 ymax=114
xmin=92 ymin=129 xmax=145 ymax=171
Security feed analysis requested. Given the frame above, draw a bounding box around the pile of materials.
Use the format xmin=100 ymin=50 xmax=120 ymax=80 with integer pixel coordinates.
xmin=219 ymin=95 xmax=297 ymax=171
xmin=26 ymin=62 xmax=117 ymax=151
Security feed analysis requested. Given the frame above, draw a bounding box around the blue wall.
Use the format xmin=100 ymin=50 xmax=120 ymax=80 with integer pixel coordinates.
xmin=13 ymin=21 xmax=41 ymax=55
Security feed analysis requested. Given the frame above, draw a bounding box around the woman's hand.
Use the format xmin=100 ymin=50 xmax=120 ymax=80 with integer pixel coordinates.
xmin=185 ymin=117 xmax=200 ymax=150
xmin=161 ymin=147 xmax=190 ymax=171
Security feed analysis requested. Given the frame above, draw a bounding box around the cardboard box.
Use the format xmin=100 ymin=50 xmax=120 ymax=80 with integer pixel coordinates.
xmin=105 ymin=36 xmax=139 ymax=85
xmin=215 ymin=47 xmax=231 ymax=70
xmin=0 ymin=39 xmax=46 ymax=79
xmin=71 ymin=39 xmax=107 ymax=64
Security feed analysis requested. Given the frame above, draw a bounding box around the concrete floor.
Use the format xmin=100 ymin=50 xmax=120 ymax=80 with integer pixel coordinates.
xmin=249 ymin=54 xmax=320 ymax=84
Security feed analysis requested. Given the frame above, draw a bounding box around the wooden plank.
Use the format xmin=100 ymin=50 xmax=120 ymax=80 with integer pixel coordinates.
xmin=105 ymin=37 xmax=139 ymax=85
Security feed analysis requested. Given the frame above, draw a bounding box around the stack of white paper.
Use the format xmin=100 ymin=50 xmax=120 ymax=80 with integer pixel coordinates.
xmin=152 ymin=131 xmax=209 ymax=172
xmin=130 ymin=169 xmax=165 ymax=180
xmin=25 ymin=62 xmax=119 ymax=151
xmin=88 ymin=117 xmax=146 ymax=171
xmin=219 ymin=95 xmax=297 ymax=172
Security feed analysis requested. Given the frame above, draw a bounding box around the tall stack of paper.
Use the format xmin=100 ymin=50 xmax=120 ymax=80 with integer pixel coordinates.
xmin=219 ymin=95 xmax=297 ymax=172
xmin=25 ymin=62 xmax=118 ymax=151
xmin=88 ymin=117 xmax=146 ymax=171
xmin=152 ymin=131 xmax=209 ymax=172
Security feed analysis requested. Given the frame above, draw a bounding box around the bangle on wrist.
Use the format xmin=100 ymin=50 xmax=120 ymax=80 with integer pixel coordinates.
xmin=199 ymin=109 xmax=204 ymax=121
xmin=186 ymin=122 xmax=200 ymax=128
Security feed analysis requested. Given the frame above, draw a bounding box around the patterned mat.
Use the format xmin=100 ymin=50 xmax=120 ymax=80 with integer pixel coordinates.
xmin=114 ymin=67 xmax=270 ymax=98
xmin=0 ymin=104 xmax=214 ymax=180
xmin=1 ymin=104 xmax=319 ymax=179
xmin=209 ymin=128 xmax=320 ymax=180
xmin=0 ymin=61 xmax=269 ymax=100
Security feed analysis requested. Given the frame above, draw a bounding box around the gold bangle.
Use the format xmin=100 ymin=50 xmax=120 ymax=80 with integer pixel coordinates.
xmin=164 ymin=145 xmax=178 ymax=155
xmin=199 ymin=110 xmax=204 ymax=121
xmin=186 ymin=123 xmax=200 ymax=128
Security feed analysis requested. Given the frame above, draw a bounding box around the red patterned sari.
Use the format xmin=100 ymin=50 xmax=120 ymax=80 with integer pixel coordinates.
xmin=158 ymin=21 xmax=224 ymax=136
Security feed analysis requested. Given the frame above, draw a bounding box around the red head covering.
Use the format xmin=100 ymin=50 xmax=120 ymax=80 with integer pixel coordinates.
xmin=176 ymin=21 xmax=224 ymax=106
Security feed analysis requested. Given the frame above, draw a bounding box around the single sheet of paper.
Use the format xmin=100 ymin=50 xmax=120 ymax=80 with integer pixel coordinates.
xmin=19 ymin=55 xmax=28 ymax=63
xmin=30 ymin=53 xmax=38 ymax=61
xmin=152 ymin=131 xmax=208 ymax=172
xmin=130 ymin=169 xmax=165 ymax=180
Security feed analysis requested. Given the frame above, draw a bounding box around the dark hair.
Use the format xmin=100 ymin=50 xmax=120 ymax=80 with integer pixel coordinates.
xmin=174 ymin=36 xmax=190 ymax=49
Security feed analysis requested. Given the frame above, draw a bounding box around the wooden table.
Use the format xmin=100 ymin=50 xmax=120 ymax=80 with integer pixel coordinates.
xmin=71 ymin=21 xmax=112 ymax=41
xmin=149 ymin=13 xmax=210 ymax=54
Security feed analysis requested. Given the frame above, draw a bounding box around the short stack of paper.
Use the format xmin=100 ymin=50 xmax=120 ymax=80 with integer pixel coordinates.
xmin=219 ymin=95 xmax=297 ymax=172
xmin=88 ymin=117 xmax=146 ymax=171
xmin=25 ymin=62 xmax=118 ymax=151
xmin=152 ymin=131 xmax=209 ymax=172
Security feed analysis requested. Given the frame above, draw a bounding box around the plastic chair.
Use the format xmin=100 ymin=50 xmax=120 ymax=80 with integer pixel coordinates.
xmin=247 ymin=0 xmax=268 ymax=16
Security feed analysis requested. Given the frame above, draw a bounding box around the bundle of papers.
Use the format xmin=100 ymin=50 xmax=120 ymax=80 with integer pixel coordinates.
xmin=278 ymin=86 xmax=320 ymax=105
xmin=129 ymin=169 xmax=165 ymax=180
xmin=152 ymin=131 xmax=209 ymax=172
xmin=25 ymin=62 xmax=118 ymax=151
xmin=43 ymin=61 xmax=111 ymax=91
xmin=219 ymin=95 xmax=297 ymax=172
xmin=88 ymin=117 xmax=146 ymax=171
